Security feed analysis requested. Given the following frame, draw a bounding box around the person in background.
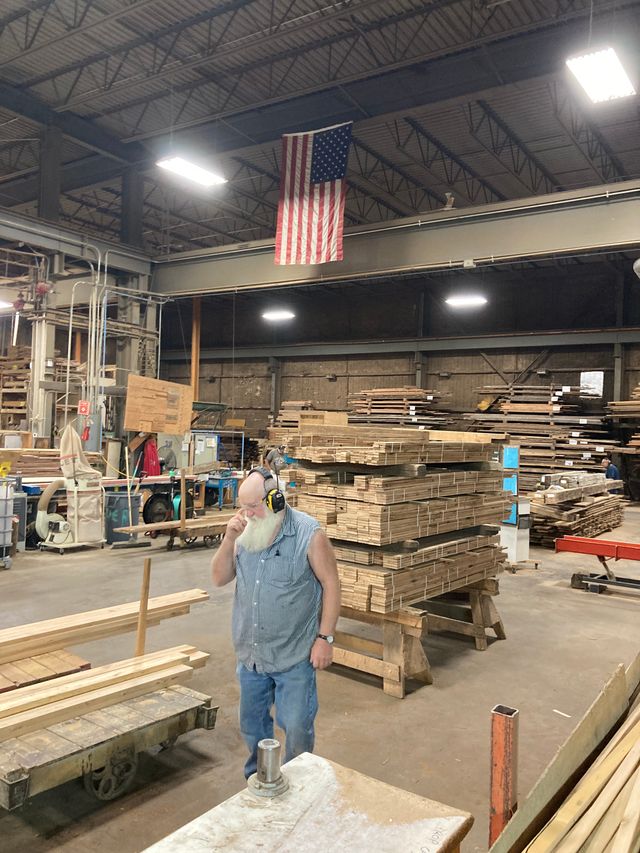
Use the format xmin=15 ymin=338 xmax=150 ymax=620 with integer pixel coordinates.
xmin=211 ymin=467 xmax=340 ymax=779
xmin=265 ymin=444 xmax=286 ymax=477
xmin=601 ymin=456 xmax=622 ymax=494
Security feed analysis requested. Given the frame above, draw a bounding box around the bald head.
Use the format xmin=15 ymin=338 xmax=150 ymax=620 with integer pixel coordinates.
xmin=239 ymin=472 xmax=266 ymax=505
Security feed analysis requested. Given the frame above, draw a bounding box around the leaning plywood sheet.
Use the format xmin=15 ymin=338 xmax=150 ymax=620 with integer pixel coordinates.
xmin=124 ymin=375 xmax=193 ymax=435
xmin=490 ymin=665 xmax=629 ymax=853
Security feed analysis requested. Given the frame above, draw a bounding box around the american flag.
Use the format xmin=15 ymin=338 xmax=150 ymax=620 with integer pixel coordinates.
xmin=275 ymin=122 xmax=352 ymax=266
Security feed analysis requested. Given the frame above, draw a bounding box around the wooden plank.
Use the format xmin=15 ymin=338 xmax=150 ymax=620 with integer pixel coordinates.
xmin=0 ymin=649 xmax=194 ymax=720
xmin=490 ymin=665 xmax=630 ymax=853
xmin=0 ymin=664 xmax=193 ymax=743
xmin=0 ymin=590 xmax=208 ymax=666
xmin=611 ymin=768 xmax=640 ymax=852
xmin=333 ymin=631 xmax=383 ymax=656
xmin=331 ymin=647 xmax=401 ymax=681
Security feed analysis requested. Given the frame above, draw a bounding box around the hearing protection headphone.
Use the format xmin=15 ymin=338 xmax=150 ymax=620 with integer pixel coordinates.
xmin=250 ymin=466 xmax=286 ymax=513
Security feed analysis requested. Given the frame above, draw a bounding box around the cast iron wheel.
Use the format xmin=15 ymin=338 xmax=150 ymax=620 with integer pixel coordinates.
xmin=143 ymin=493 xmax=172 ymax=525
xmin=83 ymin=752 xmax=139 ymax=801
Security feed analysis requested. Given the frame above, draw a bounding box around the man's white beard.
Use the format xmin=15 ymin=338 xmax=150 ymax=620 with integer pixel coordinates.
xmin=237 ymin=511 xmax=283 ymax=553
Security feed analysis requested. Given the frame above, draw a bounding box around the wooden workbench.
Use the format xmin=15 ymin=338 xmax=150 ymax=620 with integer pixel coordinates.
xmin=143 ymin=752 xmax=473 ymax=852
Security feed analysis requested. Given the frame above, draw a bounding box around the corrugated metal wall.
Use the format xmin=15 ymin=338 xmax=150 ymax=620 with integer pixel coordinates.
xmin=163 ymin=344 xmax=638 ymax=433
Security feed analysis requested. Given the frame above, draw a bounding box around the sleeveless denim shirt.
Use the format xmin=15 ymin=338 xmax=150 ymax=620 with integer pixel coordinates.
xmin=232 ymin=506 xmax=321 ymax=673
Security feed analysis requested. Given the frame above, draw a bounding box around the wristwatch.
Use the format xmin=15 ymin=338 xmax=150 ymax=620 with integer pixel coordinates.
xmin=317 ymin=633 xmax=334 ymax=644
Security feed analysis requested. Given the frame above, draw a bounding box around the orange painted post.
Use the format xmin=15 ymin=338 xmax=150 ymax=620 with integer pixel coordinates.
xmin=489 ymin=704 xmax=519 ymax=847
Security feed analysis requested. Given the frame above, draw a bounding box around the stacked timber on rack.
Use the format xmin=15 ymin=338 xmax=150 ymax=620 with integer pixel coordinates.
xmin=0 ymin=347 xmax=30 ymax=429
xmin=0 ymin=646 xmax=208 ymax=740
xmin=273 ymin=424 xmax=509 ymax=614
xmin=465 ymin=384 xmax=616 ymax=492
xmin=608 ymin=382 xmax=640 ymax=419
xmin=0 ymin=447 xmax=103 ymax=478
xmin=347 ymin=386 xmax=452 ymax=428
xmin=272 ymin=400 xmax=315 ymax=428
xmin=530 ymin=472 xmax=624 ymax=547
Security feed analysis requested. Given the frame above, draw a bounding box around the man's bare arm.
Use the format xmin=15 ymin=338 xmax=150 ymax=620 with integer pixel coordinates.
xmin=211 ymin=512 xmax=246 ymax=587
xmin=308 ymin=530 xmax=341 ymax=669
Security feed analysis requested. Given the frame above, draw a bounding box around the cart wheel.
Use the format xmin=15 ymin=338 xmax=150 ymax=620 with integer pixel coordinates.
xmin=59 ymin=548 xmax=65 ymax=555
xmin=203 ymin=535 xmax=215 ymax=548
xmin=166 ymin=539 xmax=174 ymax=551
xmin=83 ymin=752 xmax=139 ymax=800
xmin=160 ymin=736 xmax=179 ymax=750
xmin=184 ymin=536 xmax=197 ymax=547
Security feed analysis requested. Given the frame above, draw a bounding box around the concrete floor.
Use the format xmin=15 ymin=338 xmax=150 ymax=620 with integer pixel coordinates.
xmin=1 ymin=512 xmax=640 ymax=853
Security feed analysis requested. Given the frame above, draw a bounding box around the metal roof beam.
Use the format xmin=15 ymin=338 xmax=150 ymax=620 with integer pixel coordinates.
xmin=465 ymin=99 xmax=561 ymax=195
xmin=151 ymin=179 xmax=640 ymax=296
xmin=161 ymin=327 xmax=640 ymax=361
xmin=393 ymin=116 xmax=505 ymax=204
xmin=0 ymin=81 xmax=145 ymax=163
xmin=549 ymin=82 xmax=627 ymax=183
xmin=351 ymin=137 xmax=445 ymax=211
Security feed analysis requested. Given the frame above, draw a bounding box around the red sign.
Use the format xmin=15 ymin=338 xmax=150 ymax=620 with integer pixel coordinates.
xmin=77 ymin=399 xmax=90 ymax=415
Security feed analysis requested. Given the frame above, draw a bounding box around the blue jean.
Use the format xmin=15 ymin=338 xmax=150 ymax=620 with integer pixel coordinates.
xmin=236 ymin=658 xmax=318 ymax=779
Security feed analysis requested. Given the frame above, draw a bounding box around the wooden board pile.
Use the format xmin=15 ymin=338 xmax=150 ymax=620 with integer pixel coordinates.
xmin=0 ymin=645 xmax=208 ymax=742
xmin=530 ymin=472 xmax=624 ymax=547
xmin=0 ymin=447 xmax=104 ymax=479
xmin=0 ymin=589 xmax=209 ymax=669
xmin=347 ymin=386 xmax=452 ymax=428
xmin=608 ymin=382 xmax=640 ymax=419
xmin=271 ymin=424 xmax=508 ymax=613
xmin=465 ymin=384 xmax=616 ymax=492
xmin=272 ymin=400 xmax=315 ymax=428
xmin=0 ymin=346 xmax=30 ymax=429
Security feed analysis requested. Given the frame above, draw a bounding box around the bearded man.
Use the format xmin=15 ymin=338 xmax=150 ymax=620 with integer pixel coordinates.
xmin=211 ymin=467 xmax=340 ymax=778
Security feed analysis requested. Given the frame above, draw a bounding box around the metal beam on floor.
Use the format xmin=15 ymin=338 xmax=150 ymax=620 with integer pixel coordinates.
xmin=152 ymin=179 xmax=640 ymax=296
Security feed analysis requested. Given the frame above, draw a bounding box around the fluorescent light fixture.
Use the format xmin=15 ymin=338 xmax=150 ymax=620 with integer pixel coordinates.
xmin=566 ymin=48 xmax=636 ymax=103
xmin=262 ymin=310 xmax=295 ymax=322
xmin=445 ymin=294 xmax=487 ymax=308
xmin=156 ymin=156 xmax=227 ymax=186
xmin=0 ymin=300 xmax=13 ymax=310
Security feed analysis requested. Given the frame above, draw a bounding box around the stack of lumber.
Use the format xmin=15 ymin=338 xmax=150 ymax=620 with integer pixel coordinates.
xmin=347 ymin=386 xmax=452 ymax=427
xmin=0 ymin=346 xmax=30 ymax=429
xmin=0 ymin=589 xmax=209 ymax=666
xmin=608 ymin=384 xmax=640 ymax=419
xmin=465 ymin=384 xmax=617 ymax=492
xmin=530 ymin=473 xmax=624 ymax=547
xmin=620 ymin=431 xmax=640 ymax=455
xmin=335 ymin=531 xmax=504 ymax=612
xmin=491 ymin=657 xmax=640 ymax=853
xmin=0 ymin=645 xmax=208 ymax=742
xmin=271 ymin=424 xmax=507 ymax=613
xmin=0 ymin=447 xmax=104 ymax=478
xmin=272 ymin=400 xmax=315 ymax=428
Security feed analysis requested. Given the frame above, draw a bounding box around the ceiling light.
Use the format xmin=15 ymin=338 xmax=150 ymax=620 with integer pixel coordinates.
xmin=566 ymin=48 xmax=636 ymax=103
xmin=156 ymin=156 xmax=227 ymax=186
xmin=262 ymin=310 xmax=295 ymax=322
xmin=0 ymin=300 xmax=13 ymax=310
xmin=445 ymin=295 xmax=487 ymax=308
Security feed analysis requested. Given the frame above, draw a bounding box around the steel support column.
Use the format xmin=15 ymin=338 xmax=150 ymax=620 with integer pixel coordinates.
xmin=121 ymin=166 xmax=145 ymax=248
xmin=269 ymin=357 xmax=281 ymax=419
xmin=38 ymin=125 xmax=62 ymax=222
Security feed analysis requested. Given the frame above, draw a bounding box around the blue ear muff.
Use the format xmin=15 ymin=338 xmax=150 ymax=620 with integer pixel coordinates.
xmin=251 ymin=467 xmax=285 ymax=513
